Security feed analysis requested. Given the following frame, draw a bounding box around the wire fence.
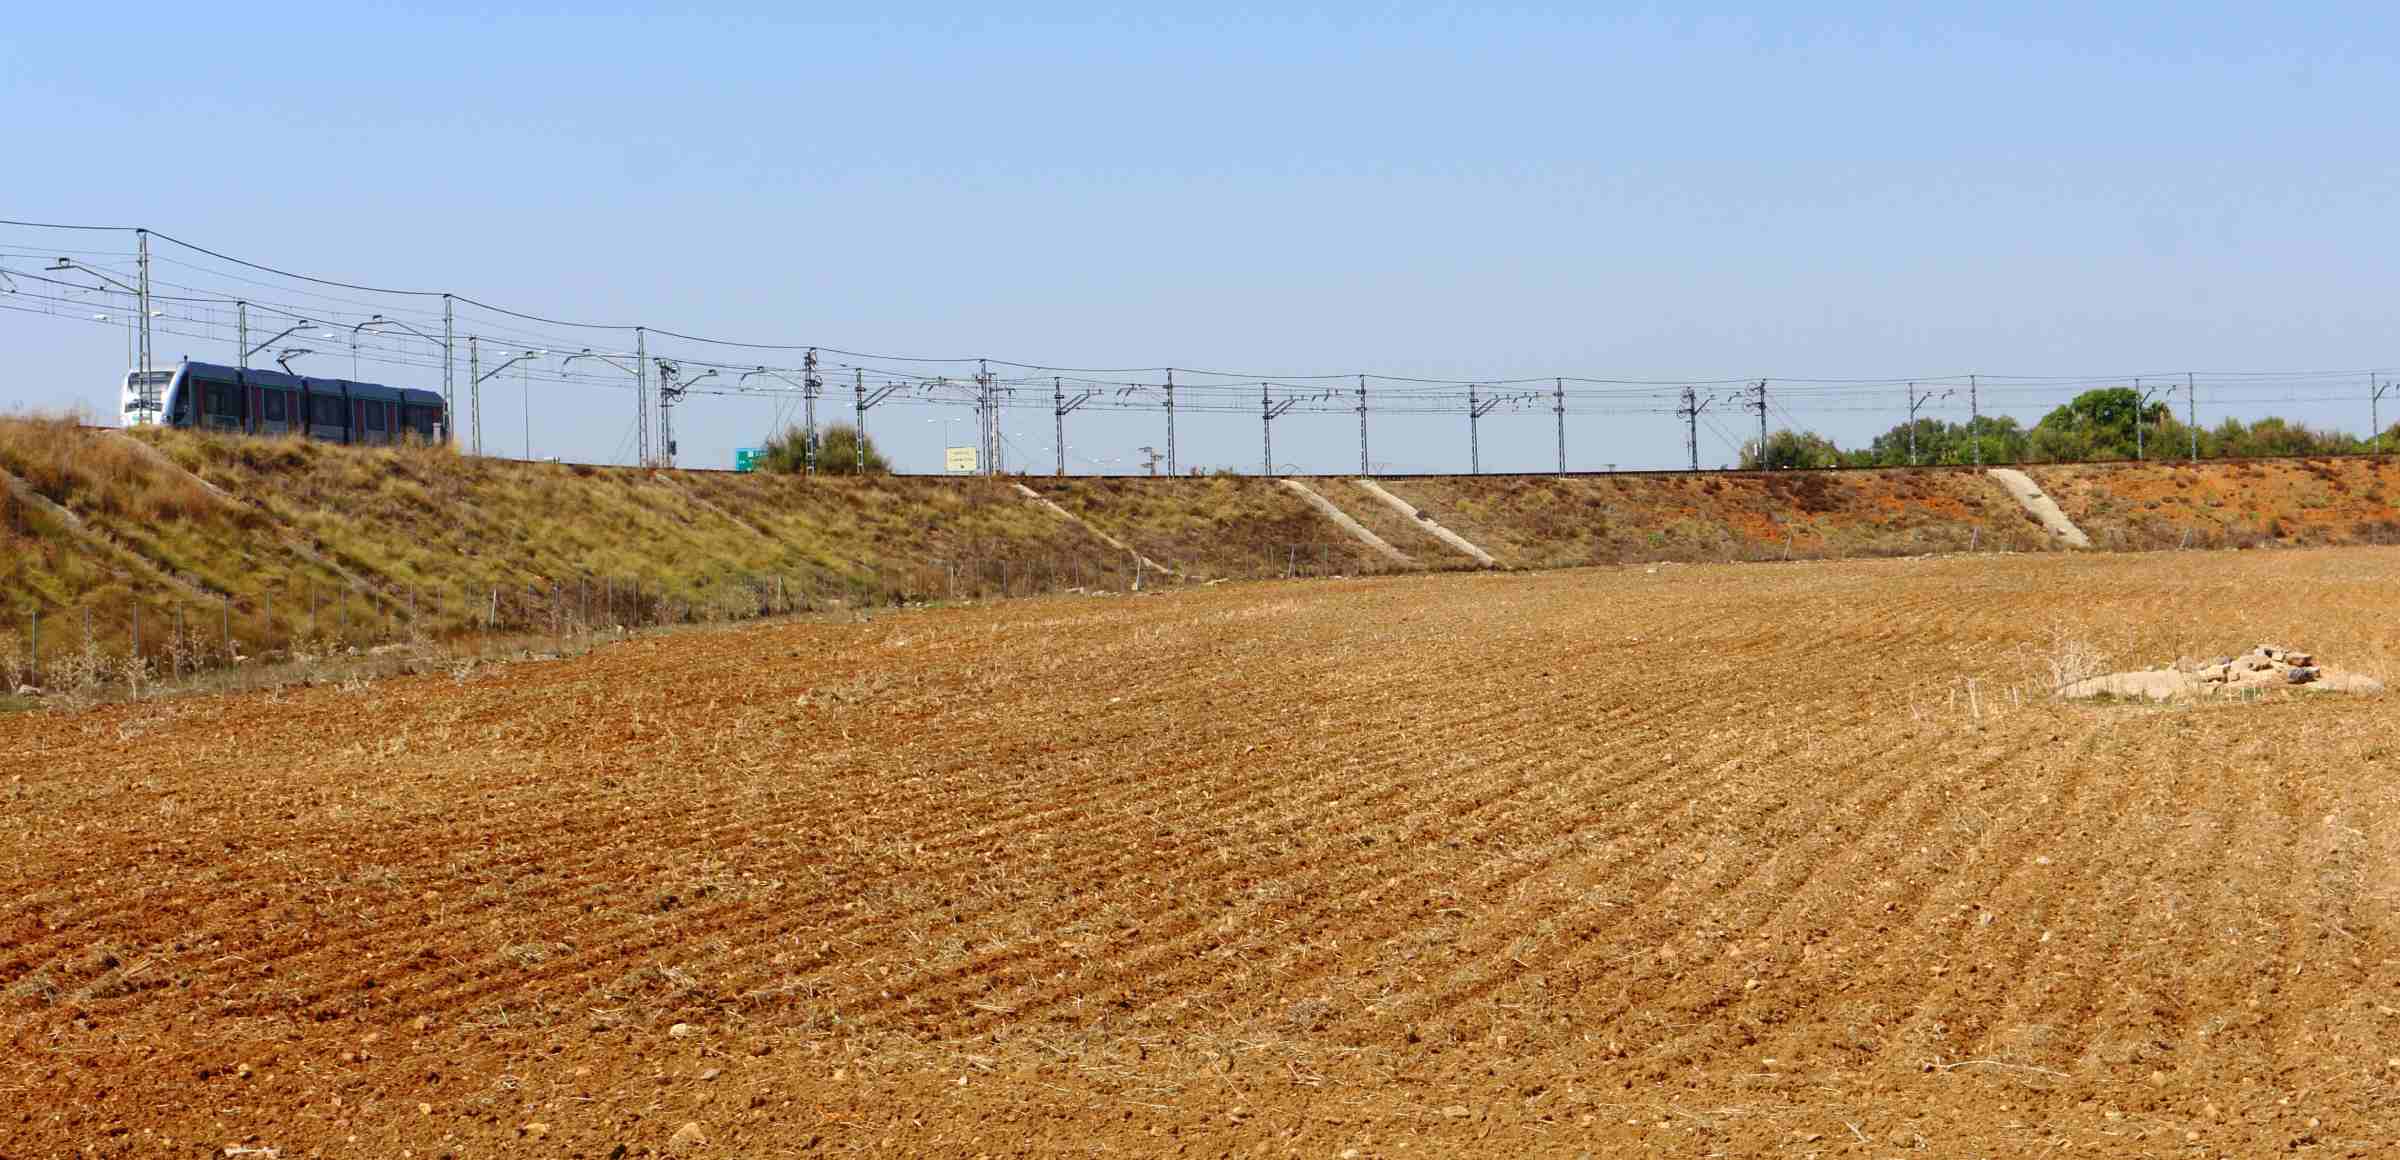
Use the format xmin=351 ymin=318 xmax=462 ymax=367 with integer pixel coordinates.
xmin=0 ymin=540 xmax=1386 ymax=699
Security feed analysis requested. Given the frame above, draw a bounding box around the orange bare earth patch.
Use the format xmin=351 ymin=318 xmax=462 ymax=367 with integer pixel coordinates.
xmin=2032 ymin=458 xmax=2400 ymax=550
xmin=1380 ymin=469 xmax=2048 ymax=567
xmin=6 ymin=550 xmax=2400 ymax=1155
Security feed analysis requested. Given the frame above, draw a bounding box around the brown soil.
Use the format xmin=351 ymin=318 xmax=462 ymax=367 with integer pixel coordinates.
xmin=2031 ymin=457 xmax=2400 ymax=550
xmin=7 ymin=549 xmax=2400 ymax=1155
xmin=1379 ymin=469 xmax=2050 ymax=567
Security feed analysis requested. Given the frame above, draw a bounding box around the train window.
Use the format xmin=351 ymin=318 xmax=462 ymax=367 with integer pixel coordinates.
xmin=202 ymin=382 xmax=236 ymax=416
xmin=311 ymin=395 xmax=346 ymax=426
xmin=263 ymin=391 xmax=287 ymax=422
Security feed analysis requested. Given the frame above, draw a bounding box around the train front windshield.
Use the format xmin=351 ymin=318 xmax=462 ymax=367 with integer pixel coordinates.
xmin=123 ymin=369 xmax=176 ymax=423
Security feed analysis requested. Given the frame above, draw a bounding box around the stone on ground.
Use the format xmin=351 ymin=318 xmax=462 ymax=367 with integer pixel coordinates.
xmin=2062 ymin=644 xmax=2381 ymax=701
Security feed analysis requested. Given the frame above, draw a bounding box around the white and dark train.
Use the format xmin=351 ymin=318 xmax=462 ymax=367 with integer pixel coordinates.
xmin=120 ymin=360 xmax=447 ymax=444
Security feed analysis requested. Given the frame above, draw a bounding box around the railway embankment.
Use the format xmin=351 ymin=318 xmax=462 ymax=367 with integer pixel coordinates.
xmin=8 ymin=414 xmax=2400 ymax=679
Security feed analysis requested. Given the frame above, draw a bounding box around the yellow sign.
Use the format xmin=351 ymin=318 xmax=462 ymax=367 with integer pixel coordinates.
xmin=945 ymin=445 xmax=979 ymax=474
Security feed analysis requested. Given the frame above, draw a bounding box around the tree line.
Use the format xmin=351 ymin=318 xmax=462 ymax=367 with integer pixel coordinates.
xmin=1740 ymin=388 xmax=2400 ymax=470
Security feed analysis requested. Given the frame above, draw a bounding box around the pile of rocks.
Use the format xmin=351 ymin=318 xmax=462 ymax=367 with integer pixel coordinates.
xmin=2060 ymin=644 xmax=2385 ymax=701
xmin=2180 ymin=645 xmax=2328 ymax=689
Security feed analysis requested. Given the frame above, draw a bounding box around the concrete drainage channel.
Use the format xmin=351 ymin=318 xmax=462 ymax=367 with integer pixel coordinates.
xmin=1986 ymin=468 xmax=2092 ymax=549
xmin=1350 ymin=480 xmax=1498 ymax=567
xmin=1275 ymin=480 xmax=1412 ymax=565
xmin=1011 ymin=483 xmax=1179 ymax=578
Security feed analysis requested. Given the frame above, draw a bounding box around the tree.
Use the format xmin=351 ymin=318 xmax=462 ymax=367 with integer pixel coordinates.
xmin=1739 ymin=429 xmax=1844 ymax=470
xmin=1860 ymin=414 xmax=2029 ymax=465
xmin=2204 ymin=416 xmax=2358 ymax=459
xmin=758 ymin=422 xmax=888 ymax=475
xmin=2030 ymin=388 xmax=2174 ymax=461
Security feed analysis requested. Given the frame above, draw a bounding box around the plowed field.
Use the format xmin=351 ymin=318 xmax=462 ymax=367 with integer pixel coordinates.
xmin=6 ymin=549 xmax=2400 ymax=1157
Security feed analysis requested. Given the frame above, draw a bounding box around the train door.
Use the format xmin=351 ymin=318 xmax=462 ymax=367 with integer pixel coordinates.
xmin=260 ymin=387 xmax=291 ymax=435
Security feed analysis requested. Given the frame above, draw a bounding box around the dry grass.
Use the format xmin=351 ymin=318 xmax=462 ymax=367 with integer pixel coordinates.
xmin=1032 ymin=475 xmax=1403 ymax=578
xmin=1380 ymin=469 xmax=2054 ymax=566
xmin=0 ymin=417 xmax=1178 ymax=684
xmin=0 ymin=413 xmax=218 ymax=524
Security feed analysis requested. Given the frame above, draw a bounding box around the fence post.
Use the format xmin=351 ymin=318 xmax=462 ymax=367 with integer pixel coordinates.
xmin=174 ymin=607 xmax=183 ymax=676
xmin=27 ymin=608 xmax=36 ymax=686
xmin=488 ymin=587 xmax=496 ymax=631
xmin=222 ymin=594 xmax=231 ymax=657
xmin=131 ymin=600 xmax=140 ymax=662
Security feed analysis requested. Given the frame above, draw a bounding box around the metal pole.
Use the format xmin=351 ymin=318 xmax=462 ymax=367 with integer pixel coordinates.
xmin=1357 ymin=374 xmax=1369 ymax=476
xmin=1057 ymin=377 xmax=1068 ymax=477
xmin=135 ymin=228 xmax=152 ymax=376
xmin=976 ymin=361 xmax=991 ymax=477
xmin=1969 ymin=374 xmax=1981 ymax=467
xmin=635 ymin=328 xmax=649 ymax=466
xmin=442 ymin=295 xmax=455 ymax=438
xmin=657 ymin=363 xmax=676 ymax=468
xmin=236 ymin=301 xmax=249 ymax=370
xmin=1907 ymin=383 xmax=1917 ymax=466
xmin=1469 ymin=383 xmax=1481 ymax=475
xmin=1688 ymin=388 xmax=1700 ymax=472
xmin=1262 ymin=382 xmax=1272 ymax=476
xmin=855 ymin=369 xmax=867 ymax=472
xmin=1679 ymin=385 xmax=1706 ymax=472
xmin=804 ymin=348 xmax=820 ymax=474
xmin=2134 ymin=378 xmax=2144 ymax=461
xmin=2187 ymin=372 xmax=2197 ymax=462
xmin=2373 ymin=375 xmax=2393 ymax=455
xmin=1754 ymin=379 xmax=1769 ymax=469
xmin=1554 ymin=377 xmax=1566 ymax=476
xmin=1164 ymin=369 xmax=1177 ymax=476
xmin=467 ymin=337 xmax=481 ymax=456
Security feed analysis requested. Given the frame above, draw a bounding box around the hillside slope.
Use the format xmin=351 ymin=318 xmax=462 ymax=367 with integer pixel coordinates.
xmin=1373 ymin=468 xmax=2054 ymax=567
xmin=11 ymin=414 xmax=2397 ymax=687
xmin=0 ymin=420 xmax=1121 ymax=668
xmin=2030 ymin=457 xmax=2400 ymax=549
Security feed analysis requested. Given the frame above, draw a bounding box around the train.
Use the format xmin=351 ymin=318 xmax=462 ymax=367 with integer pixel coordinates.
xmin=119 ymin=360 xmax=448 ymax=445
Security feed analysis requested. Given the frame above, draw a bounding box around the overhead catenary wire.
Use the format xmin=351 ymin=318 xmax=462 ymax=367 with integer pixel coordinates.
xmin=6 ymin=217 xmax=2396 ymax=473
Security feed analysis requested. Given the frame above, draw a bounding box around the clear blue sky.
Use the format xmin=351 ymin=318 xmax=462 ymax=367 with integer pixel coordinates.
xmin=4 ymin=4 xmax=2395 ymax=472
